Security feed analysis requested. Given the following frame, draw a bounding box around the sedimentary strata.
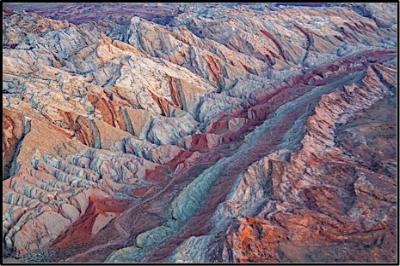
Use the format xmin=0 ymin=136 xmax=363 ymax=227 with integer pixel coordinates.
xmin=2 ymin=3 xmax=397 ymax=263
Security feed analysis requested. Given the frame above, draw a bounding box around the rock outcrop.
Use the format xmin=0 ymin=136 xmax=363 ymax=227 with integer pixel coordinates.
xmin=2 ymin=3 xmax=397 ymax=264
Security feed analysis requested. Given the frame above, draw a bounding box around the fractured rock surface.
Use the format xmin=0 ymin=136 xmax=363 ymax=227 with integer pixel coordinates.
xmin=2 ymin=3 xmax=398 ymax=263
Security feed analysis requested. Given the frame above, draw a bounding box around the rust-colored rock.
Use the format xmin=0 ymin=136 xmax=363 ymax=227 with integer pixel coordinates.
xmin=2 ymin=3 xmax=397 ymax=264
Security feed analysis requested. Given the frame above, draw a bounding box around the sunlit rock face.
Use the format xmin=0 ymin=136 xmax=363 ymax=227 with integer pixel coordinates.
xmin=2 ymin=3 xmax=397 ymax=264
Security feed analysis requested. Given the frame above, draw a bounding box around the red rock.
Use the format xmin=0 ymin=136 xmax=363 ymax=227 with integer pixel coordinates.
xmin=2 ymin=3 xmax=396 ymax=264
xmin=52 ymin=192 xmax=129 ymax=249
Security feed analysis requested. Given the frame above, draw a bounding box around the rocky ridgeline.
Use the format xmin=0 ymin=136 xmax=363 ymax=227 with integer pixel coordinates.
xmin=2 ymin=3 xmax=397 ymax=263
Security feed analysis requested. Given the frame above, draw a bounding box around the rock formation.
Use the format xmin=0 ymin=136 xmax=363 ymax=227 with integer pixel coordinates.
xmin=2 ymin=3 xmax=397 ymax=264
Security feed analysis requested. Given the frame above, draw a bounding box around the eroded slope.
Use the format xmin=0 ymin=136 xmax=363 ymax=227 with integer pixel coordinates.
xmin=2 ymin=3 xmax=397 ymax=263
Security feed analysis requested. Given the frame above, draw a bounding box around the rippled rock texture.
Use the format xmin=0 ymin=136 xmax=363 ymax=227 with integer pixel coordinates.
xmin=2 ymin=3 xmax=398 ymax=264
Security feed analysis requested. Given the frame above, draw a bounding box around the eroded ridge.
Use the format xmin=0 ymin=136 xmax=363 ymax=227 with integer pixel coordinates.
xmin=2 ymin=3 xmax=397 ymax=263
